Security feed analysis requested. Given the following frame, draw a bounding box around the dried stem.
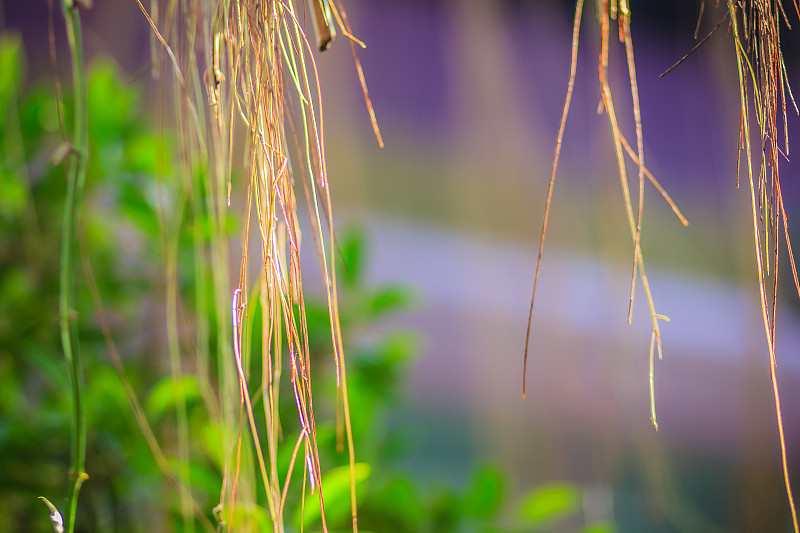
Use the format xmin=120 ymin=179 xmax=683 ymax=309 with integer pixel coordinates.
xmin=523 ymin=0 xmax=584 ymax=398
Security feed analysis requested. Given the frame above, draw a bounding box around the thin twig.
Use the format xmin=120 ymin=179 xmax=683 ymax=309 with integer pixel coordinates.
xmin=660 ymin=11 xmax=730 ymax=78
xmin=622 ymin=4 xmax=645 ymax=326
xmin=522 ymin=0 xmax=584 ymax=398
xmin=618 ymin=134 xmax=688 ymax=226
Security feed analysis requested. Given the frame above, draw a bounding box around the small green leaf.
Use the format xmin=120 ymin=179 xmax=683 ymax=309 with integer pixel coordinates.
xmin=0 ymin=170 xmax=27 ymax=220
xmin=200 ymin=421 xmax=226 ymax=471
xmin=225 ymin=501 xmax=272 ymax=531
xmin=581 ymin=521 xmax=617 ymax=533
xmin=372 ymin=475 xmax=425 ymax=529
xmin=38 ymin=98 xmax=60 ymax=132
xmin=0 ymin=33 xmax=24 ymax=117
xmin=85 ymin=367 xmax=129 ymax=428
xmin=517 ymin=483 xmax=581 ymax=527
xmin=294 ymin=463 xmax=371 ymax=530
xmin=366 ymin=285 xmax=413 ymax=318
xmin=462 ymin=463 xmax=506 ymax=520
xmin=338 ymin=226 xmax=365 ymax=287
xmin=145 ymin=376 xmax=201 ymax=421
xmin=378 ymin=331 xmax=418 ymax=366
xmin=124 ymin=133 xmax=160 ymax=173
xmin=118 ymin=181 xmax=160 ymax=236
xmin=87 ymin=59 xmax=138 ymax=143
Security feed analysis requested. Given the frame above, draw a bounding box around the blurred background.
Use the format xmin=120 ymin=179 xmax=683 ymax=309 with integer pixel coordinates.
xmin=3 ymin=0 xmax=800 ymax=531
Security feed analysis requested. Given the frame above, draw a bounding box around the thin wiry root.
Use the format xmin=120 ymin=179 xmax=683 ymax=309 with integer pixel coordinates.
xmin=524 ymin=1 xmax=677 ymax=433
xmin=727 ymin=1 xmax=799 ymax=528
xmin=522 ymin=0 xmax=584 ymax=398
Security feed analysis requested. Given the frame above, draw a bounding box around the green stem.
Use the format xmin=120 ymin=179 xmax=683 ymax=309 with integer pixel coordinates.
xmin=59 ymin=1 xmax=88 ymax=531
xmin=166 ymin=189 xmax=193 ymax=533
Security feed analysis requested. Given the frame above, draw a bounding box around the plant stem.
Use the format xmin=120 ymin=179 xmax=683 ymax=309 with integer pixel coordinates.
xmin=59 ymin=1 xmax=88 ymax=531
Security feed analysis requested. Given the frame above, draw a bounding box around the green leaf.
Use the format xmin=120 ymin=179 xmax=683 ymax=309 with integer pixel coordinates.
xmin=366 ymin=285 xmax=413 ymax=318
xmin=581 ymin=521 xmax=617 ymax=533
xmin=124 ymin=133 xmax=160 ymax=173
xmin=378 ymin=331 xmax=418 ymax=366
xmin=0 ymin=354 xmax=23 ymax=412
xmin=187 ymin=459 xmax=222 ymax=498
xmin=0 ymin=266 xmax=34 ymax=307
xmin=84 ymin=367 xmax=129 ymax=428
xmin=200 ymin=420 xmax=226 ymax=471
xmin=338 ymin=226 xmax=365 ymax=287
xmin=517 ymin=483 xmax=581 ymax=527
xmin=226 ymin=501 xmax=273 ymax=532
xmin=462 ymin=463 xmax=506 ymax=520
xmin=372 ymin=475 xmax=425 ymax=529
xmin=118 ymin=181 xmax=160 ymax=237
xmin=294 ymin=463 xmax=371 ymax=530
xmin=145 ymin=376 xmax=201 ymax=421
xmin=0 ymin=32 xmax=24 ymax=118
xmin=87 ymin=59 xmax=138 ymax=143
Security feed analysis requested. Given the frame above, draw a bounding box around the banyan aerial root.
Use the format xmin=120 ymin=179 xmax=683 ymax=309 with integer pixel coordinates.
xmin=523 ymin=2 xmax=799 ymax=529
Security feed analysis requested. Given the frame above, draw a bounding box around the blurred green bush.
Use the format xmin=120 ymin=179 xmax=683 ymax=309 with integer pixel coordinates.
xmin=0 ymin=32 xmax=611 ymax=533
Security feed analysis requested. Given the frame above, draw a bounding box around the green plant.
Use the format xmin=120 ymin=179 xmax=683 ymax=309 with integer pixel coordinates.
xmin=0 ymin=34 xmax=206 ymax=531
xmin=57 ymin=2 xmax=89 ymax=530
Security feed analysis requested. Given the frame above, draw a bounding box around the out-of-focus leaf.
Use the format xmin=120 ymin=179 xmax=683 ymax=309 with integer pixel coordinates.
xmin=226 ymin=501 xmax=273 ymax=531
xmin=429 ymin=488 xmax=462 ymax=532
xmin=87 ymin=60 xmax=138 ymax=143
xmin=18 ymin=86 xmax=55 ymax=142
xmin=0 ymin=355 xmax=22 ymax=412
xmin=0 ymin=33 xmax=27 ymax=220
xmin=188 ymin=459 xmax=222 ymax=499
xmin=0 ymin=166 xmax=27 ymax=221
xmin=338 ymin=226 xmax=365 ymax=287
xmin=378 ymin=331 xmax=418 ymax=366
xmin=581 ymin=520 xmax=617 ymax=533
xmin=366 ymin=285 xmax=413 ymax=319
xmin=0 ymin=33 xmax=24 ymax=117
xmin=25 ymin=344 xmax=69 ymax=394
xmin=294 ymin=463 xmax=371 ymax=530
xmin=372 ymin=474 xmax=425 ymax=529
xmin=145 ymin=376 xmax=201 ymax=421
xmin=200 ymin=421 xmax=226 ymax=472
xmin=517 ymin=482 xmax=581 ymax=527
xmin=0 ymin=266 xmax=33 ymax=307
xmin=124 ymin=133 xmax=160 ymax=173
xmin=85 ymin=367 xmax=129 ymax=430
xmin=118 ymin=181 xmax=160 ymax=237
xmin=37 ymin=98 xmax=60 ymax=133
xmin=462 ymin=463 xmax=506 ymax=520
